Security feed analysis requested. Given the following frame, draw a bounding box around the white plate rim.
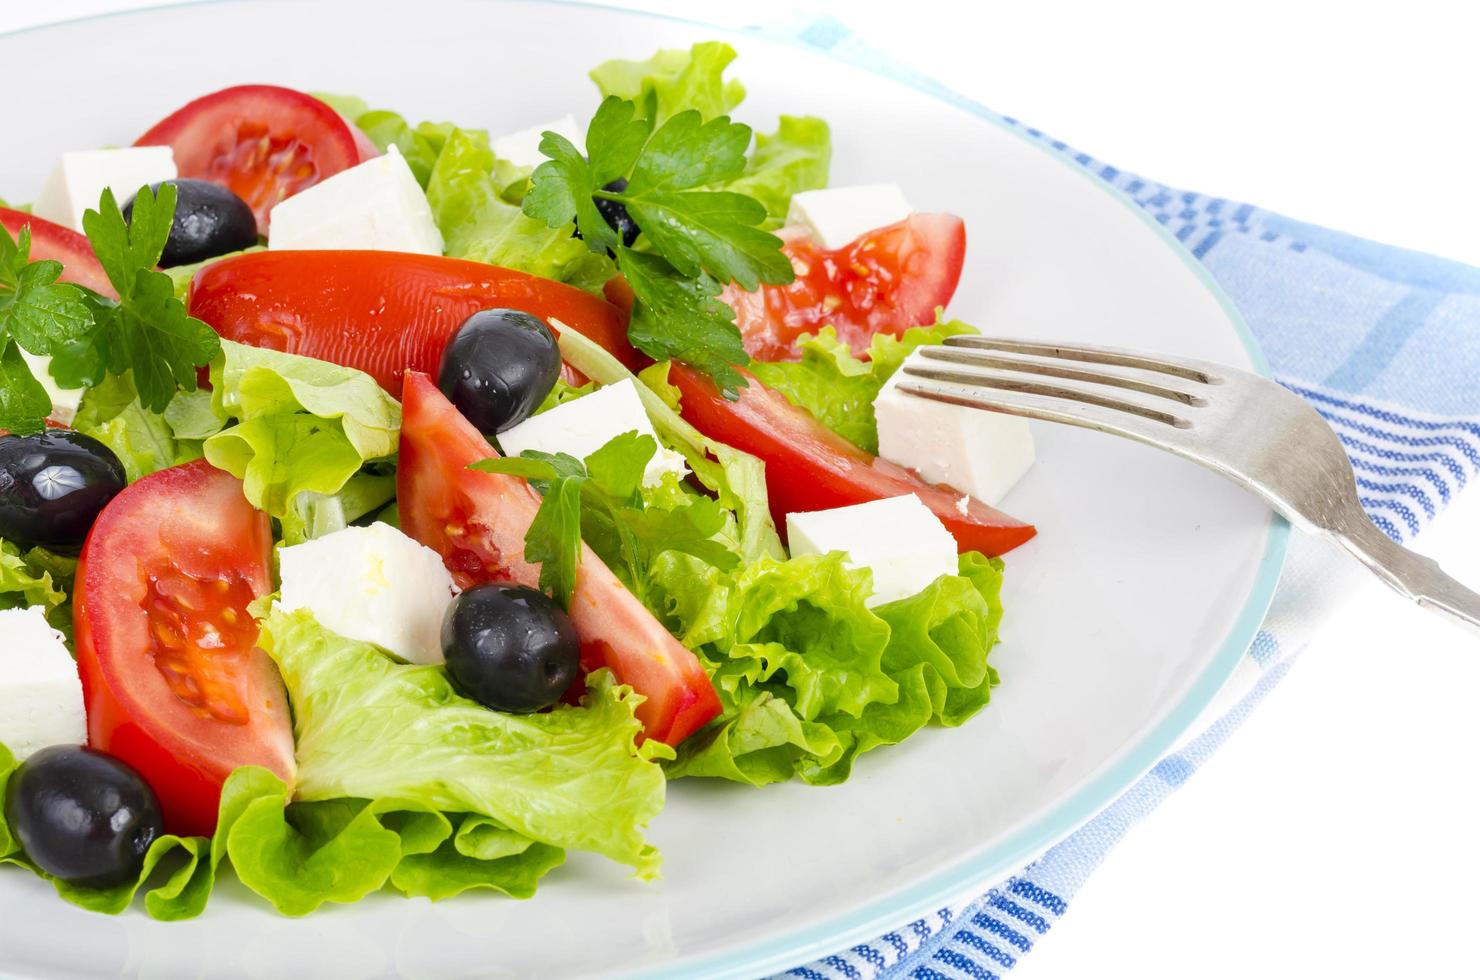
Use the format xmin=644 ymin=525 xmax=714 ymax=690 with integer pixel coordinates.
xmin=0 ymin=4 xmax=1291 ymax=978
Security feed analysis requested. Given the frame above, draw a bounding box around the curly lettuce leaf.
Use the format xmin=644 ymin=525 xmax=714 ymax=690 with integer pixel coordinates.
xmin=0 ymin=749 xmax=562 ymax=920
xmin=476 ymin=429 xmax=738 ymax=609
xmin=0 ymin=540 xmax=74 ymax=638
xmin=72 ymin=372 xmax=208 ymax=482
xmin=663 ymin=552 xmax=1005 ymax=786
xmin=257 ymin=607 xmax=667 ymax=878
xmin=749 ymin=316 xmax=977 ymax=453
xmin=0 ymin=742 xmax=214 ymax=920
xmin=725 ymin=115 xmax=831 ymax=225
xmin=590 ymin=41 xmax=745 ymax=125
xmin=425 ymin=127 xmax=615 ymax=293
xmin=556 ymin=328 xmax=783 ymax=562
xmin=0 ymin=540 xmax=66 ymax=613
xmin=202 ymin=341 xmax=399 ymax=529
xmin=276 ymin=470 xmax=398 ymax=547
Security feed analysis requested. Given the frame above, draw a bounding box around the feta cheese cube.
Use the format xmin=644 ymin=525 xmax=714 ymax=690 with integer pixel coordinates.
xmin=0 ymin=607 xmax=86 ymax=760
xmin=786 ymin=495 xmax=956 ymax=607
xmin=874 ymin=352 xmax=1036 ymax=505
xmin=497 ymin=377 xmax=688 ymax=487
xmin=31 ymin=146 xmax=178 ymax=233
xmin=19 ymin=351 xmax=82 ymax=425
xmin=277 ymin=522 xmax=459 ymax=665
xmin=785 ymin=184 xmax=912 ymax=250
xmin=267 ymin=145 xmax=444 ymax=254
xmin=492 ymin=114 xmax=582 ymax=171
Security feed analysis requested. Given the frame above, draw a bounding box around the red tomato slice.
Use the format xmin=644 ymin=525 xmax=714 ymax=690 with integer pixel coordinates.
xmin=0 ymin=208 xmax=115 ymax=298
xmin=74 ymin=460 xmax=295 ymax=836
xmin=668 ymin=363 xmax=1036 ymax=557
xmin=189 ymin=250 xmax=639 ymax=393
xmin=397 ymin=371 xmax=721 ymax=745
xmin=134 ymin=84 xmax=372 ymax=231
xmin=723 ymin=213 xmax=967 ymax=361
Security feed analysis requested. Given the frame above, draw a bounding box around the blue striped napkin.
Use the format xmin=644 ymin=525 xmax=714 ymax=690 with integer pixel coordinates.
xmin=759 ymin=15 xmax=1480 ymax=980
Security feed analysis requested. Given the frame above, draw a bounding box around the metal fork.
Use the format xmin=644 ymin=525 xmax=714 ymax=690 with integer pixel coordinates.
xmin=897 ymin=335 xmax=1480 ymax=632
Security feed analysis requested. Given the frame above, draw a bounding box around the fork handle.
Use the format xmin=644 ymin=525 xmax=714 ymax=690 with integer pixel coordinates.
xmin=1328 ymin=511 xmax=1480 ymax=632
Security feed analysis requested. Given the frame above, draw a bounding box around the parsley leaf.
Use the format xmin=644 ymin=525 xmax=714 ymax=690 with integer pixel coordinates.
xmin=523 ymin=96 xmax=794 ymax=397
xmin=619 ymin=249 xmax=748 ymax=392
xmin=524 ymin=468 xmax=585 ymax=605
xmin=472 ymin=430 xmax=738 ymax=608
xmin=77 ymin=186 xmax=221 ymax=413
xmin=0 ymin=340 xmax=52 ymax=434
xmin=0 ymin=223 xmax=93 ymax=433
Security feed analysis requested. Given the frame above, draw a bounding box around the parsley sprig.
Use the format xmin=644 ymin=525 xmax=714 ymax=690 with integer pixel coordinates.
xmin=523 ymin=96 xmax=794 ymax=394
xmin=0 ymin=226 xmax=93 ymax=433
xmin=0 ymin=184 xmax=221 ymax=434
xmin=473 ymin=431 xmax=736 ymax=608
xmin=63 ymin=185 xmax=221 ymax=411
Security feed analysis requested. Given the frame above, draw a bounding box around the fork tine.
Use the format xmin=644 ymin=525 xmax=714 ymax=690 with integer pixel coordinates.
xmin=900 ymin=363 xmax=1194 ymax=428
xmin=896 ymin=366 xmax=1195 ymax=446
xmin=917 ymin=345 xmax=1209 ymax=406
xmin=943 ymin=335 xmax=1222 ymax=384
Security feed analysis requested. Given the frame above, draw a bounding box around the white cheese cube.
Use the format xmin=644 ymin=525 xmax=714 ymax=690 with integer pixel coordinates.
xmin=31 ymin=146 xmax=178 ymax=233
xmin=874 ymin=352 xmax=1036 ymax=505
xmin=267 ymin=145 xmax=443 ymax=254
xmin=277 ymin=522 xmax=459 ymax=665
xmin=497 ymin=377 xmax=688 ymax=487
xmin=0 ymin=607 xmax=86 ymax=760
xmin=19 ymin=351 xmax=82 ymax=425
xmin=786 ymin=495 xmax=956 ymax=607
xmin=785 ymin=184 xmax=912 ymax=250
xmin=491 ymin=114 xmax=582 ymax=171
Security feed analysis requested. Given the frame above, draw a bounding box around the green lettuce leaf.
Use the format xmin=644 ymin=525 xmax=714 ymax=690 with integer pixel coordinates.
xmin=725 ymin=115 xmax=831 ymax=225
xmin=749 ymin=316 xmax=977 ymax=453
xmin=556 ymin=328 xmax=783 ymax=563
xmin=663 ymin=552 xmax=1005 ymax=786
xmin=590 ymin=41 xmax=746 ymax=125
xmin=475 ymin=430 xmax=739 ymax=609
xmin=0 ymin=742 xmax=214 ymax=920
xmin=0 ymin=746 xmax=566 ymax=920
xmin=72 ymin=372 xmax=206 ymax=482
xmin=202 ymin=341 xmax=399 ymax=531
xmin=257 ymin=607 xmax=668 ymax=878
xmin=0 ymin=540 xmax=75 ymax=638
xmin=0 ymin=539 xmax=67 ymax=613
xmin=425 ymin=127 xmax=615 ymax=293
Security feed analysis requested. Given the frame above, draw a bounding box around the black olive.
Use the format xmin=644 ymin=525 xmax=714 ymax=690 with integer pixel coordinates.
xmin=594 ymin=178 xmax=640 ymax=248
xmin=441 ymin=583 xmax=581 ymax=714
xmin=4 ymin=746 xmax=164 ymax=889
xmin=122 ymin=179 xmax=257 ymax=267
xmin=436 ymin=309 xmax=561 ymax=434
xmin=0 ymin=431 xmax=126 ymax=551
xmin=572 ymin=178 xmax=640 ymax=253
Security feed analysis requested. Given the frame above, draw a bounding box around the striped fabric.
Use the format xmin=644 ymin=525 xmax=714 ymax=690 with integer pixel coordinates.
xmin=760 ymin=15 xmax=1480 ymax=980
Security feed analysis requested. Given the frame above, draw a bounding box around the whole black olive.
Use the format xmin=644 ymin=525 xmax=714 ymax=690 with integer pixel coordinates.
xmin=0 ymin=431 xmax=126 ymax=551
xmin=4 ymin=746 xmax=164 ymax=889
xmin=122 ymin=179 xmax=257 ymax=267
xmin=436 ymin=308 xmax=562 ymax=434
xmin=440 ymin=583 xmax=581 ymax=713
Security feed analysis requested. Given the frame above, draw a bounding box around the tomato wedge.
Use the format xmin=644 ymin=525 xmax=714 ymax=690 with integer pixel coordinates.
xmin=0 ymin=208 xmax=115 ymax=298
xmin=397 ymin=372 xmax=721 ymax=745
xmin=74 ymin=460 xmax=295 ymax=836
xmin=189 ymin=250 xmax=638 ymax=392
xmin=134 ymin=84 xmax=373 ymax=231
xmin=723 ymin=213 xmax=967 ymax=361
xmin=669 ymin=363 xmax=1035 ymax=556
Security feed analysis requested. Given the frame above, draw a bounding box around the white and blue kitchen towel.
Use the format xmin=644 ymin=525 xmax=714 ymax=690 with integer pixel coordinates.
xmin=762 ymin=15 xmax=1480 ymax=980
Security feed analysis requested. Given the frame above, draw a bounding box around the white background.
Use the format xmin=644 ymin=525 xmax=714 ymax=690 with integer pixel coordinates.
xmin=8 ymin=2 xmax=1480 ymax=978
